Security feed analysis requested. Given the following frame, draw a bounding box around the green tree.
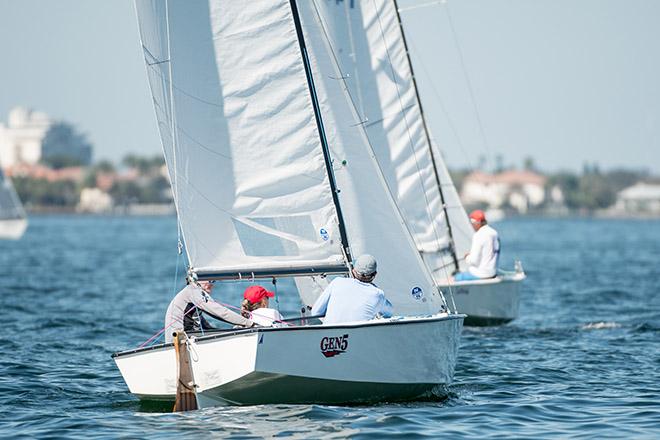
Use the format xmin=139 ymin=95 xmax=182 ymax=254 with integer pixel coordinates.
xmin=41 ymin=122 xmax=92 ymax=167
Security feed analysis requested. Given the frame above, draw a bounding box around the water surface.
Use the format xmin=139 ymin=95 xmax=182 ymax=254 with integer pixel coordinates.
xmin=0 ymin=216 xmax=658 ymax=438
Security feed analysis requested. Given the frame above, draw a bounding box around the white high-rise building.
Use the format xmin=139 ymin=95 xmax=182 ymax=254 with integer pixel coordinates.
xmin=0 ymin=107 xmax=53 ymax=168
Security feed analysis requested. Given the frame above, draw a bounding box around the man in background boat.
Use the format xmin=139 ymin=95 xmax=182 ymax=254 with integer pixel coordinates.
xmin=454 ymin=210 xmax=500 ymax=282
xmin=311 ymin=254 xmax=393 ymax=324
xmin=164 ymin=277 xmax=254 ymax=342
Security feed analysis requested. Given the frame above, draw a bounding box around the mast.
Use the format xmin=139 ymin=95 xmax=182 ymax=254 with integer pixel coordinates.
xmin=392 ymin=0 xmax=459 ymax=273
xmin=289 ymin=0 xmax=353 ymax=265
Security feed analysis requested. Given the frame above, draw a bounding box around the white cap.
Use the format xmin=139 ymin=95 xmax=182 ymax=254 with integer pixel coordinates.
xmin=353 ymin=254 xmax=377 ymax=276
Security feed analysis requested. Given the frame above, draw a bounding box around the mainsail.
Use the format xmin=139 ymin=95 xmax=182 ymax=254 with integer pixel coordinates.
xmin=298 ymin=0 xmax=474 ymax=277
xmin=135 ymin=0 xmax=443 ymax=315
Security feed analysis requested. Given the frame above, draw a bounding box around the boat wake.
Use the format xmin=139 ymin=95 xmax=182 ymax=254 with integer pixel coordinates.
xmin=580 ymin=321 xmax=622 ymax=330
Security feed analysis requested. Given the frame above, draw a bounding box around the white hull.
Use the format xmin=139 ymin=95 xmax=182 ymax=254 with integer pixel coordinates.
xmin=0 ymin=218 xmax=27 ymax=240
xmin=437 ymin=273 xmax=525 ymax=326
xmin=114 ymin=314 xmax=464 ymax=406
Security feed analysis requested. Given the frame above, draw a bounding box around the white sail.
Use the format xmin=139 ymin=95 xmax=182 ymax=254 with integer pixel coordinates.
xmin=0 ymin=169 xmax=25 ymax=221
xmin=298 ymin=1 xmax=473 ymax=276
xmin=135 ymin=0 xmax=348 ymax=275
xmin=0 ymin=168 xmax=27 ymax=240
xmin=135 ymin=0 xmax=443 ymax=314
xmin=297 ymin=1 xmax=442 ymax=314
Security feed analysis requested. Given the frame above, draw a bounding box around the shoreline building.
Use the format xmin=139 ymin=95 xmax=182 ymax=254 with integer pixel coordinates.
xmin=0 ymin=107 xmax=52 ymax=167
xmin=613 ymin=182 xmax=660 ymax=216
xmin=461 ymin=170 xmax=560 ymax=214
xmin=0 ymin=107 xmax=92 ymax=169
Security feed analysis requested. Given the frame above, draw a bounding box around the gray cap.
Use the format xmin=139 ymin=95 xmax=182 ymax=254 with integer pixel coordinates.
xmin=353 ymin=254 xmax=377 ymax=276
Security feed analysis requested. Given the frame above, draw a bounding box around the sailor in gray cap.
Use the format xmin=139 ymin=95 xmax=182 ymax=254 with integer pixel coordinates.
xmin=311 ymin=254 xmax=393 ymax=324
xmin=352 ymin=254 xmax=378 ymax=282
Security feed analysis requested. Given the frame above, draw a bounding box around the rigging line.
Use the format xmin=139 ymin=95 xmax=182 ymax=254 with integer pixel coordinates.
xmin=172 ymin=249 xmax=182 ymax=296
xmin=181 ymin=221 xmax=225 ymax=270
xmin=164 ymin=0 xmax=184 ymax=251
xmin=342 ymin=0 xmax=367 ymax=120
xmin=394 ymin=0 xmax=465 ymax=274
xmin=155 ymin=119 xmax=329 ymax=194
xmin=403 ymin=37 xmax=475 ymax=170
xmin=177 ymin=172 xmax=232 ymax=216
xmin=370 ymin=0 xmax=448 ymax=263
xmin=141 ymin=44 xmax=164 ymax=65
xmin=156 ymin=107 xmax=324 ymax=182
xmin=290 ymin=0 xmax=353 ymax=264
xmin=362 ymin=103 xmax=416 ymax=128
xmin=442 ymin=2 xmax=492 ymax=166
xmin=146 ymin=62 xmax=223 ymax=109
xmin=309 ymin=0 xmax=442 ymax=304
xmin=397 ymin=0 xmax=443 ymax=13
xmin=176 ymin=127 xmax=232 ymax=160
xmin=309 ymin=0 xmax=427 ymax=253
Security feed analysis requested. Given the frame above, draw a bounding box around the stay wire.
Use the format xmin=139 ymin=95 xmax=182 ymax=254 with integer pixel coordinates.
xmin=372 ymin=0 xmax=456 ymax=290
xmin=403 ymin=35 xmax=475 ymax=171
xmin=442 ymin=2 xmax=493 ymax=168
xmin=309 ymin=0 xmax=449 ymax=310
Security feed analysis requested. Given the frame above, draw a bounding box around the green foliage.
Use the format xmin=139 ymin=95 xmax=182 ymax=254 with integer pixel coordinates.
xmin=40 ymin=154 xmax=84 ymax=169
xmin=449 ymin=169 xmax=471 ymax=193
xmin=109 ymin=175 xmax=171 ymax=205
xmin=94 ymin=160 xmax=115 ymax=173
xmin=122 ymin=154 xmax=164 ymax=174
xmin=548 ymin=167 xmax=649 ymax=211
xmin=523 ymin=156 xmax=536 ymax=171
xmin=82 ymin=170 xmax=98 ymax=189
xmin=41 ymin=122 xmax=92 ymax=167
xmin=13 ymin=177 xmax=79 ymax=207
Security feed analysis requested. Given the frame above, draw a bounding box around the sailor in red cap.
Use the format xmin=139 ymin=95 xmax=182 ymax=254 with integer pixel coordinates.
xmin=454 ymin=210 xmax=500 ymax=282
xmin=241 ymin=285 xmax=284 ymax=326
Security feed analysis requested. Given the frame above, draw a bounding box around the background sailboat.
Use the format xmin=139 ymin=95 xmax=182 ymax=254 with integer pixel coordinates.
xmin=113 ymin=0 xmax=464 ymax=406
xmin=299 ymin=0 xmax=524 ymax=325
xmin=0 ymin=168 xmax=27 ymax=240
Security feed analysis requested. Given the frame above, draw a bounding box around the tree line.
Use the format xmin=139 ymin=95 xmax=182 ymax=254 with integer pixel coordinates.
xmin=13 ymin=155 xmax=171 ymax=209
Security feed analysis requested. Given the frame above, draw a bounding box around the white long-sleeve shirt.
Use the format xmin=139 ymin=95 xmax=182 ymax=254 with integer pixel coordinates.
xmin=249 ymin=307 xmax=284 ymax=327
xmin=311 ymin=277 xmax=393 ymax=325
xmin=465 ymin=224 xmax=500 ymax=278
xmin=164 ymin=284 xmax=253 ymax=342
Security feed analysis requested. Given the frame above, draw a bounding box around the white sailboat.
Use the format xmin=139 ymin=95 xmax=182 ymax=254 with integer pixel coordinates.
xmin=0 ymin=168 xmax=27 ymax=240
xmin=302 ymin=0 xmax=524 ymax=325
xmin=113 ymin=0 xmax=464 ymax=407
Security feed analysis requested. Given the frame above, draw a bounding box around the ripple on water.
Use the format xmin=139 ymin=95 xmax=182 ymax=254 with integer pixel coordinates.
xmin=1 ymin=216 xmax=659 ymax=438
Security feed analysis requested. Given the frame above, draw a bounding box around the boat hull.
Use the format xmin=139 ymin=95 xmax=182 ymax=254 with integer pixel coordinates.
xmin=0 ymin=218 xmax=27 ymax=240
xmin=437 ymin=273 xmax=525 ymax=326
xmin=113 ymin=314 xmax=464 ymax=406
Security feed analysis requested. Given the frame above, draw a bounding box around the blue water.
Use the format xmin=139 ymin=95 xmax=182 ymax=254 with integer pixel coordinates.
xmin=1 ymin=216 xmax=658 ymax=438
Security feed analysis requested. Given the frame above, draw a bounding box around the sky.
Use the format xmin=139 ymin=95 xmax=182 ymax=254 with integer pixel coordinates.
xmin=0 ymin=0 xmax=659 ymax=173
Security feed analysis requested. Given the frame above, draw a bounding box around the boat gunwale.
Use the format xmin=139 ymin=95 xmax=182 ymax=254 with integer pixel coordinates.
xmin=436 ymin=272 xmax=526 ymax=287
xmin=111 ymin=313 xmax=465 ymax=359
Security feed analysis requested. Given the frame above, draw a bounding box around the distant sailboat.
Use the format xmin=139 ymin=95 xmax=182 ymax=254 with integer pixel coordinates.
xmin=113 ymin=0 xmax=464 ymax=407
xmin=0 ymin=168 xmax=27 ymax=240
xmin=302 ymin=0 xmax=524 ymax=325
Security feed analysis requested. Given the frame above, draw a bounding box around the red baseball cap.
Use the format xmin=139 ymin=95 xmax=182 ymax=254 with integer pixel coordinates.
xmin=469 ymin=209 xmax=486 ymax=223
xmin=243 ymin=285 xmax=275 ymax=303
